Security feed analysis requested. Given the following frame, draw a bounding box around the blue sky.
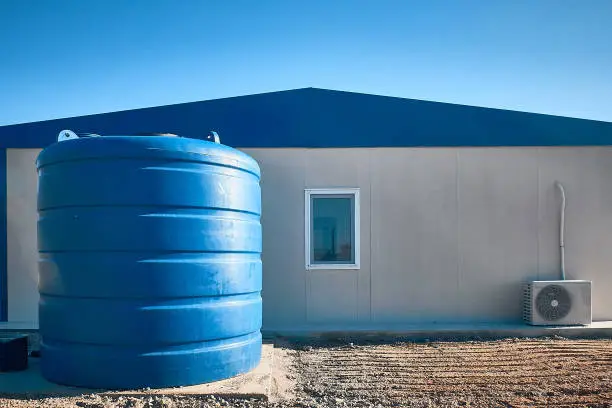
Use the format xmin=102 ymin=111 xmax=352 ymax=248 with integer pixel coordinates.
xmin=1 ymin=0 xmax=611 ymax=125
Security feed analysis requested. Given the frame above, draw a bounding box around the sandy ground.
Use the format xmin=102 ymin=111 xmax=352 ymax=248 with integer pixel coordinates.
xmin=2 ymin=337 xmax=612 ymax=407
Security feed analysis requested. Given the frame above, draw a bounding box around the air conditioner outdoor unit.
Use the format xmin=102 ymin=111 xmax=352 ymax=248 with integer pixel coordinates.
xmin=523 ymin=280 xmax=592 ymax=326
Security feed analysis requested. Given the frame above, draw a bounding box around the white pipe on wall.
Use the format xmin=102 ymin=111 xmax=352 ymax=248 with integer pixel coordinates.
xmin=555 ymin=181 xmax=566 ymax=280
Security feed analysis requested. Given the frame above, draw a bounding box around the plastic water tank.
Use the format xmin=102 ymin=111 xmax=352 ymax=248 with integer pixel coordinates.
xmin=36 ymin=133 xmax=262 ymax=389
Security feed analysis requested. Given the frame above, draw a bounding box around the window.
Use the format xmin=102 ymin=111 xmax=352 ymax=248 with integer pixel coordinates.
xmin=305 ymin=188 xmax=360 ymax=270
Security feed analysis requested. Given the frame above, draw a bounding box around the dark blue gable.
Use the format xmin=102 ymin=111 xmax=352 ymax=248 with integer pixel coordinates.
xmin=1 ymin=88 xmax=612 ymax=148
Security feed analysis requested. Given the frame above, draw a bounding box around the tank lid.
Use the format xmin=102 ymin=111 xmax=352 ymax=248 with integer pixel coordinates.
xmin=37 ymin=133 xmax=260 ymax=178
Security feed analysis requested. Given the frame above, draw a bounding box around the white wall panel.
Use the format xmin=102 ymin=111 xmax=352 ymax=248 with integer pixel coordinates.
xmin=7 ymin=149 xmax=41 ymax=323
xmin=303 ymin=149 xmax=371 ymax=324
xmin=457 ymin=149 xmax=539 ymax=322
xmin=537 ymin=147 xmax=612 ymax=321
xmin=370 ymin=149 xmax=459 ymax=323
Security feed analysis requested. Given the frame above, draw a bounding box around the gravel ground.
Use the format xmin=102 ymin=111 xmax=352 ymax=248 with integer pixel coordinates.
xmin=292 ymin=337 xmax=612 ymax=407
xmin=2 ymin=337 xmax=612 ymax=407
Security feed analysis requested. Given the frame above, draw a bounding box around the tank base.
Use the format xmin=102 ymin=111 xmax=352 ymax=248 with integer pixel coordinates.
xmin=40 ymin=332 xmax=262 ymax=389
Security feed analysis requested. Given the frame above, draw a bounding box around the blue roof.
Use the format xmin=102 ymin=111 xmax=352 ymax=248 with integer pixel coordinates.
xmin=1 ymin=88 xmax=612 ymax=148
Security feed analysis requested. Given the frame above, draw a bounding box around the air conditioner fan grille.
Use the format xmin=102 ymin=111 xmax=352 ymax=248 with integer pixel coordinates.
xmin=535 ymin=284 xmax=572 ymax=321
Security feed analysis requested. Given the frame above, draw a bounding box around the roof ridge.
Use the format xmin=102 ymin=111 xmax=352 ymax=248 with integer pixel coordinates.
xmin=2 ymin=87 xmax=610 ymax=128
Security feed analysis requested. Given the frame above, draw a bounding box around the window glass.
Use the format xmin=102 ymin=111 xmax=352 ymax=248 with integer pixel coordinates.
xmin=311 ymin=195 xmax=354 ymax=264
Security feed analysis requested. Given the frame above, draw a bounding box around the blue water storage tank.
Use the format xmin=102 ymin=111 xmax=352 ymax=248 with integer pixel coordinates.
xmin=36 ymin=134 xmax=262 ymax=389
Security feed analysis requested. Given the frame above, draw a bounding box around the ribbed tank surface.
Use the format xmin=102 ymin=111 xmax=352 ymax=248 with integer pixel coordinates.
xmin=36 ymin=135 xmax=262 ymax=389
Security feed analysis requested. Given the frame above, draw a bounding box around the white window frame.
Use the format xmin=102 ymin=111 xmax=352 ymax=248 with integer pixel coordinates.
xmin=305 ymin=188 xmax=360 ymax=270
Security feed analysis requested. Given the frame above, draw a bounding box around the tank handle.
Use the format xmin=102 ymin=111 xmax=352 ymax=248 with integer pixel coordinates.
xmin=207 ymin=131 xmax=221 ymax=144
xmin=58 ymin=130 xmax=101 ymax=142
